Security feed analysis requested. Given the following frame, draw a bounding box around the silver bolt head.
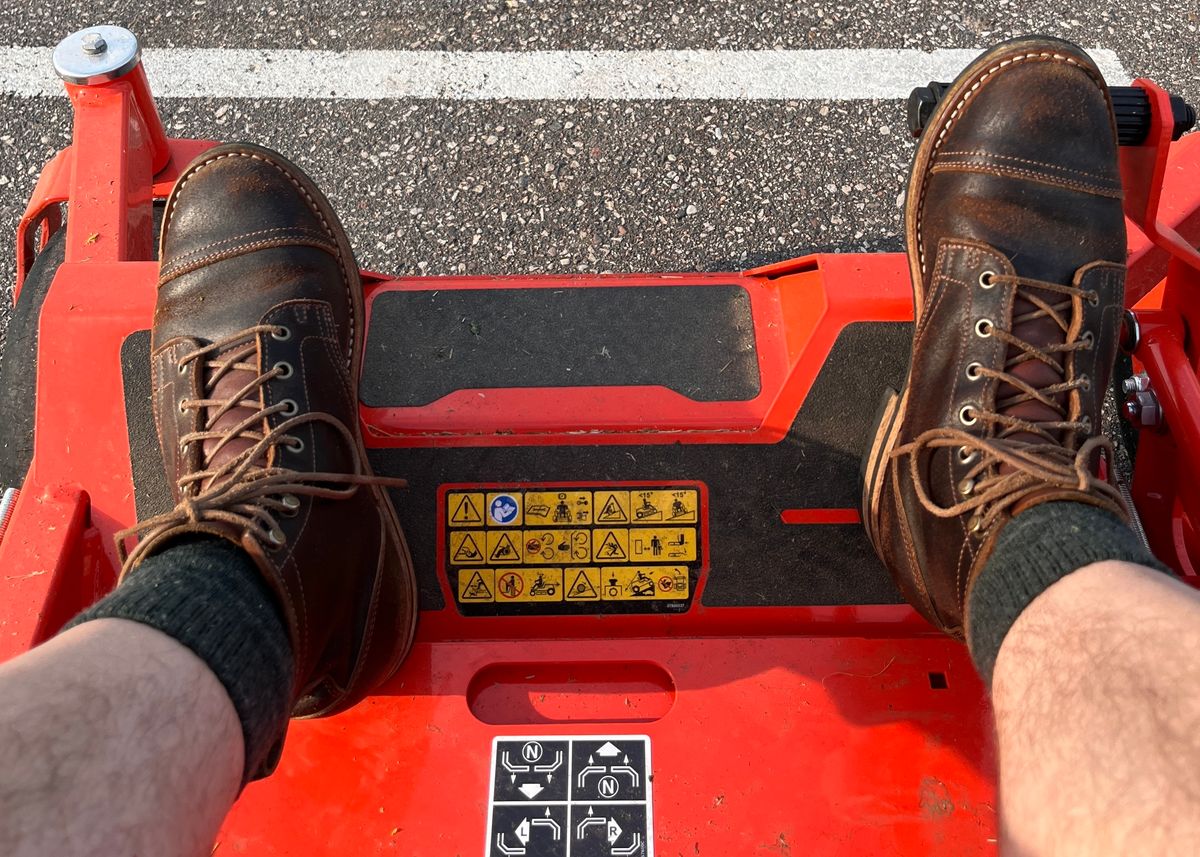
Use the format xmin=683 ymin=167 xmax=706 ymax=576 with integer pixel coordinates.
xmin=1125 ymin=390 xmax=1163 ymax=428
xmin=81 ymin=32 xmax=107 ymax=54
xmin=53 ymin=26 xmax=140 ymax=85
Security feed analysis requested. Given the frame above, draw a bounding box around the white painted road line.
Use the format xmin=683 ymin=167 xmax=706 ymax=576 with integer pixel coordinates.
xmin=3 ymin=47 xmax=1131 ymax=100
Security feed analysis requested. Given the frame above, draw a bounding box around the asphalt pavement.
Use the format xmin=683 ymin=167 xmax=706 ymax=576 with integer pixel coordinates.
xmin=1 ymin=1 xmax=1197 ymax=352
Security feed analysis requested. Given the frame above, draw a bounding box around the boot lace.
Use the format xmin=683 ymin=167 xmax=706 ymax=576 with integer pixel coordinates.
xmin=891 ymin=272 xmax=1125 ymax=534
xmin=116 ymin=325 xmax=405 ymax=575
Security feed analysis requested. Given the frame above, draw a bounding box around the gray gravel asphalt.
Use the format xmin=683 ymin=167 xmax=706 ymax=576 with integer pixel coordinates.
xmin=1 ymin=2 xmax=1198 ymax=353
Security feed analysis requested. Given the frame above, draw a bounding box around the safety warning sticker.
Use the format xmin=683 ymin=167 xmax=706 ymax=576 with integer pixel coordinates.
xmin=448 ymin=493 xmax=485 ymax=527
xmin=442 ymin=483 xmax=705 ymax=616
xmin=459 ymin=569 xmax=495 ymax=601
xmin=487 ymin=735 xmax=653 ymax=857
xmin=526 ymin=491 xmax=593 ymax=527
xmin=594 ymin=492 xmax=631 ymax=525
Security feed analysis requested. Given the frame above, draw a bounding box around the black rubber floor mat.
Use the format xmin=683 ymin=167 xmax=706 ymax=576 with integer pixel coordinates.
xmin=362 ymin=285 xmax=761 ymax=406
xmin=123 ymin=321 xmax=911 ymax=611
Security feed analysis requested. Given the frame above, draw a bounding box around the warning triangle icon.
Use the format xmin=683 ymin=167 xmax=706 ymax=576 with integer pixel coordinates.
xmin=596 ymin=494 xmax=628 ymax=524
xmin=568 ymin=570 xmax=598 ymax=599
xmin=453 ymin=533 xmax=483 ymax=562
xmin=450 ymin=495 xmax=483 ymax=525
xmin=596 ymin=531 xmax=627 ymax=561
xmin=460 ymin=571 xmax=492 ymax=600
xmin=488 ymin=532 xmax=519 ymax=563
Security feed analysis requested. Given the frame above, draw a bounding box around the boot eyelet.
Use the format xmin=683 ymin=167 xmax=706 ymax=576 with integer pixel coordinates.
xmin=178 ymin=399 xmax=188 ymax=414
xmin=965 ymin=362 xmax=984 ymax=381
xmin=974 ymin=319 xmax=994 ymax=338
xmin=1079 ymin=375 xmax=1091 ymax=392
xmin=958 ymin=405 xmax=978 ymax=427
xmin=1081 ymin=331 xmax=1094 ymax=349
xmin=274 ymin=361 xmax=294 ymax=379
xmin=279 ymin=399 xmax=299 ymax=417
xmin=968 ymin=515 xmax=985 ymax=534
xmin=957 ymin=445 xmax=978 ymax=465
xmin=266 ymin=529 xmax=286 ymax=550
xmin=979 ymin=270 xmax=997 ymax=289
xmin=271 ymin=326 xmax=292 ymax=341
xmin=1086 ymin=291 xmax=1100 ymax=306
xmin=285 ymin=437 xmax=305 ymax=454
xmin=958 ymin=478 xmax=975 ymax=496
xmin=178 ymin=440 xmax=189 ymax=453
xmin=177 ymin=363 xmax=188 ymax=375
xmin=280 ymin=493 xmax=301 ymax=516
xmin=1079 ymin=416 xmax=1092 ymax=433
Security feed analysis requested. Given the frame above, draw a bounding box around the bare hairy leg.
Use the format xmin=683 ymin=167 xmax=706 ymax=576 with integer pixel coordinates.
xmin=0 ymin=618 xmax=242 ymax=857
xmin=993 ymin=561 xmax=1200 ymax=856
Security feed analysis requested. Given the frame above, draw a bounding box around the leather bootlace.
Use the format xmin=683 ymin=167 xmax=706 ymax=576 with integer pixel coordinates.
xmin=116 ymin=325 xmax=405 ymax=575
xmin=891 ymin=272 xmax=1125 ymax=534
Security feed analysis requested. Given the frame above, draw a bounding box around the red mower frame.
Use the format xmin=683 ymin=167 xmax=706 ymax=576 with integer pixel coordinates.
xmin=2 ymin=35 xmax=1199 ymax=856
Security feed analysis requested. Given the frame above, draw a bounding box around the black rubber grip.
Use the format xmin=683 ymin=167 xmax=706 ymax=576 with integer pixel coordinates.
xmin=908 ymin=83 xmax=1197 ymax=146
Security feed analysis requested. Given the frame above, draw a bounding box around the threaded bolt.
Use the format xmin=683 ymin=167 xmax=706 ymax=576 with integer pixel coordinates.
xmin=1122 ymin=372 xmax=1151 ymax=395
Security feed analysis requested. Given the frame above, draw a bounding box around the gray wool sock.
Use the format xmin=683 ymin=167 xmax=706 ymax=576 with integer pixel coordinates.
xmin=967 ymin=501 xmax=1169 ymax=686
xmin=65 ymin=537 xmax=294 ymax=786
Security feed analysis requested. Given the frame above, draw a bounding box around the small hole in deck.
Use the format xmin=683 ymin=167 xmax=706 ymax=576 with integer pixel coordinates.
xmin=928 ymin=672 xmax=949 ymax=690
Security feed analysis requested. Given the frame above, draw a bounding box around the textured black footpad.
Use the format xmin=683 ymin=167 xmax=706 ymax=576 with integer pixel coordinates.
xmin=361 ymin=285 xmax=761 ymax=406
xmin=123 ymin=321 xmax=913 ymax=612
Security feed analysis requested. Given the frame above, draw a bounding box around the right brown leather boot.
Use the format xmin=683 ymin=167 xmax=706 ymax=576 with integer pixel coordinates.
xmin=862 ymin=37 xmax=1129 ymax=638
xmin=118 ymin=143 xmax=417 ymax=721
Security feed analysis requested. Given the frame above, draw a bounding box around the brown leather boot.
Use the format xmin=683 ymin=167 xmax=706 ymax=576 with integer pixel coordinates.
xmin=862 ymin=37 xmax=1129 ymax=638
xmin=118 ymin=143 xmax=417 ymax=717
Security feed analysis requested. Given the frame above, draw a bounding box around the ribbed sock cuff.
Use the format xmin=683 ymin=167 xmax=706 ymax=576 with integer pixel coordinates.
xmin=64 ymin=537 xmax=294 ymax=786
xmin=967 ymin=501 xmax=1168 ymax=686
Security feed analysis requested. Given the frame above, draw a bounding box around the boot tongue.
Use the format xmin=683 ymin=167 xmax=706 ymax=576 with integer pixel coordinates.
xmin=995 ymin=291 xmax=1072 ymax=447
xmin=199 ymin=348 xmax=270 ymax=479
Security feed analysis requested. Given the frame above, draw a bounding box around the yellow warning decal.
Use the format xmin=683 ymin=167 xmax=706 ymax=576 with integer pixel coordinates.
xmin=486 ymin=530 xmax=523 ymax=564
xmin=524 ymin=491 xmax=593 ymax=527
xmin=630 ymin=489 xmax=698 ymax=524
xmin=449 ymin=531 xmax=486 ymax=565
xmin=443 ymin=483 xmax=704 ymax=612
xmin=593 ymin=491 xmax=631 ymax=524
xmin=628 ymin=528 xmax=697 ymax=563
xmin=592 ymin=528 xmax=630 ymax=563
xmin=523 ymin=530 xmax=591 ymax=564
xmin=494 ymin=568 xmax=564 ymax=602
xmin=447 ymin=492 xmax=485 ymax=527
xmin=565 ymin=567 xmax=602 ymax=601
xmin=458 ymin=569 xmax=495 ymax=601
xmin=600 ymin=567 xmax=689 ymax=600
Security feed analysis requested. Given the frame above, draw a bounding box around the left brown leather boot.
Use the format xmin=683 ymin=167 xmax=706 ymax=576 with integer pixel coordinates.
xmin=119 ymin=142 xmax=417 ymax=719
xmin=861 ymin=37 xmax=1129 ymax=638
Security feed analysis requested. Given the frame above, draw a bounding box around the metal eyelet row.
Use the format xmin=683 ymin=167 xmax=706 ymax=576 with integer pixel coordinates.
xmin=964 ymin=254 xmax=989 ymax=469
